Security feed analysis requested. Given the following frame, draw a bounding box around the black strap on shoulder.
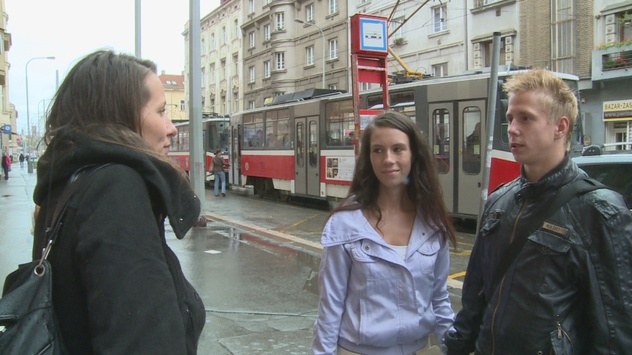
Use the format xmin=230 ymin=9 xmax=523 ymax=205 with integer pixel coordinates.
xmin=38 ymin=164 xmax=110 ymax=261
xmin=491 ymin=177 xmax=606 ymax=289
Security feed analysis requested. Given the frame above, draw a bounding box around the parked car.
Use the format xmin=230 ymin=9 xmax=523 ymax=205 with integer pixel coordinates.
xmin=572 ymin=145 xmax=632 ymax=209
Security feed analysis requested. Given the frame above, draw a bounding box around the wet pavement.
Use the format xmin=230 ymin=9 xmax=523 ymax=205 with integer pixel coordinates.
xmin=1 ymin=170 xmax=471 ymax=354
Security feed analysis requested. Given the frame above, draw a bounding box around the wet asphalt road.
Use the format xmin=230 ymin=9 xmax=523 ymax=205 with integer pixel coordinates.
xmin=1 ymin=170 xmax=473 ymax=354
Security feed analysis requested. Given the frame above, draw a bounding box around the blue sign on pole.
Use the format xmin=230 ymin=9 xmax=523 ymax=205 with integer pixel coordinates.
xmin=1 ymin=124 xmax=11 ymax=134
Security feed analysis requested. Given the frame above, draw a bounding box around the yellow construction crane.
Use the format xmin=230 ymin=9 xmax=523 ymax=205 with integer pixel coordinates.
xmin=386 ymin=0 xmax=434 ymax=83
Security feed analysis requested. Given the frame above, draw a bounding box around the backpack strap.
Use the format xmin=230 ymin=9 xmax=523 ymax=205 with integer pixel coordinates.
xmin=491 ymin=177 xmax=606 ymax=290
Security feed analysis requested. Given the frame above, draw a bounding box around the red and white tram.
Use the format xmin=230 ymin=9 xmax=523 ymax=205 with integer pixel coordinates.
xmin=169 ymin=115 xmax=230 ymax=182
xmin=229 ymin=71 xmax=582 ymax=220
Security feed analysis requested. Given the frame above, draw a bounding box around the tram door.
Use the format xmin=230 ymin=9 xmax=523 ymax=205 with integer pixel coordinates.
xmin=294 ymin=116 xmax=320 ymax=196
xmin=429 ymin=104 xmax=454 ymax=213
xmin=457 ymin=100 xmax=485 ymax=216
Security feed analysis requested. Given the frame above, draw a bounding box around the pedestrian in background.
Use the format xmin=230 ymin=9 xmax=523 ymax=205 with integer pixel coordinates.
xmin=313 ymin=111 xmax=457 ymax=355
xmin=1 ymin=152 xmax=10 ymax=180
xmin=19 ymin=153 xmax=25 ymax=168
xmin=32 ymin=50 xmax=205 ymax=354
xmin=446 ymin=69 xmax=632 ymax=354
xmin=212 ymin=149 xmax=226 ymax=197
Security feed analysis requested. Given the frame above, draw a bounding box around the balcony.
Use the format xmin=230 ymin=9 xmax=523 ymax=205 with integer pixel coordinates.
xmin=592 ymin=43 xmax=632 ymax=81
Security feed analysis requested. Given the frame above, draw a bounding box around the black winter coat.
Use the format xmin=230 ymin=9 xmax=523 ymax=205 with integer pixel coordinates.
xmin=33 ymin=134 xmax=205 ymax=354
xmin=446 ymin=156 xmax=632 ymax=354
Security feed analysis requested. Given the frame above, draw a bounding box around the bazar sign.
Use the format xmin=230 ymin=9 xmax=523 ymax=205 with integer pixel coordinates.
xmin=603 ymin=99 xmax=632 ymax=121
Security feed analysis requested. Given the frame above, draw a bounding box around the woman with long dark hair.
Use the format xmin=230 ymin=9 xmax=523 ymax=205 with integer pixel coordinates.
xmin=313 ymin=111 xmax=456 ymax=355
xmin=33 ymin=50 xmax=205 ymax=354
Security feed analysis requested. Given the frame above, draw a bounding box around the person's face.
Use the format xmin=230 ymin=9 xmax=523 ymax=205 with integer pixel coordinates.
xmin=506 ymin=90 xmax=568 ymax=180
xmin=369 ymin=126 xmax=412 ymax=191
xmin=140 ymin=72 xmax=177 ymax=155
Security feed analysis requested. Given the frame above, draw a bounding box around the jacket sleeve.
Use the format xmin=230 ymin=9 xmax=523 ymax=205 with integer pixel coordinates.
xmin=312 ymin=216 xmax=351 ymax=355
xmin=432 ymin=239 xmax=455 ymax=347
xmin=73 ymin=166 xmax=189 ymax=353
xmin=577 ymin=191 xmax=632 ymax=353
xmin=445 ymin=216 xmax=491 ymax=354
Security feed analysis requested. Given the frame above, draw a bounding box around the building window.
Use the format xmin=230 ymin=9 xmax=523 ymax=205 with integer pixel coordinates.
xmin=210 ymin=64 xmax=215 ymax=83
xmin=328 ymin=38 xmax=338 ymax=59
xmin=210 ymin=33 xmax=215 ymax=50
xmin=275 ymin=12 xmax=285 ymax=31
xmin=275 ymin=52 xmax=286 ymax=70
xmin=433 ymin=5 xmax=447 ymax=33
xmin=329 ymin=0 xmax=338 ymax=15
xmin=391 ymin=16 xmax=405 ymax=39
xmin=264 ymin=24 xmax=271 ymax=41
xmin=249 ymin=0 xmax=255 ymax=14
xmin=615 ymin=11 xmax=632 ymax=41
xmin=306 ymin=4 xmax=314 ymax=23
xmin=306 ymin=46 xmax=315 ymax=65
xmin=233 ymin=20 xmax=239 ymax=39
xmin=552 ymin=0 xmax=575 ymax=73
xmin=328 ymin=84 xmax=337 ymax=90
xmin=432 ymin=63 xmax=448 ymax=77
xmin=249 ymin=66 xmax=255 ymax=83
xmin=221 ymin=26 xmax=226 ymax=44
xmin=248 ymin=100 xmax=256 ymax=109
xmin=264 ymin=61 xmax=271 ymax=78
xmin=249 ymin=32 xmax=255 ymax=48
xmin=180 ymin=100 xmax=185 ymax=111
xmin=480 ymin=39 xmax=507 ymax=67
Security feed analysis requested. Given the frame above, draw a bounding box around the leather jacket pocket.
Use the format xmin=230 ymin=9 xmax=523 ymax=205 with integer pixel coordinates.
xmin=549 ymin=320 xmax=573 ymax=355
xmin=528 ymin=230 xmax=571 ymax=255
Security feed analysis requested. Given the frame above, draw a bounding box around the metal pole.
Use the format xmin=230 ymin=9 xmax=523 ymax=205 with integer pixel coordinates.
xmin=477 ymin=32 xmax=501 ymax=229
xmin=189 ymin=0 xmax=206 ymax=225
xmin=135 ymin=0 xmax=141 ymax=58
xmin=294 ymin=20 xmax=326 ymax=89
xmin=25 ymin=56 xmax=55 ymax=173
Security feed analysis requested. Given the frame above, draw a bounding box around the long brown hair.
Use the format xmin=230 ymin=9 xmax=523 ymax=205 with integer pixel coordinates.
xmin=42 ymin=50 xmax=176 ymax=167
xmin=330 ymin=111 xmax=456 ymax=247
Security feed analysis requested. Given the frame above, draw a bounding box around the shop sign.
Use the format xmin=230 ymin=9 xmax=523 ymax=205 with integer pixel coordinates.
xmin=603 ymin=99 xmax=632 ymax=121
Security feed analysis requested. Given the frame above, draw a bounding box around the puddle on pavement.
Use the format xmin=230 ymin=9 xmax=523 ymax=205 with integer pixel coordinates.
xmin=210 ymin=226 xmax=322 ymax=294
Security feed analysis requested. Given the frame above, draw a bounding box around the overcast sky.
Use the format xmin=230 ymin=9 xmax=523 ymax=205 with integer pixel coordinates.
xmin=6 ymin=0 xmax=220 ymax=134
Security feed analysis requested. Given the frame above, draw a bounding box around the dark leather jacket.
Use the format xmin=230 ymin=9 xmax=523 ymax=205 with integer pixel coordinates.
xmin=446 ymin=156 xmax=632 ymax=354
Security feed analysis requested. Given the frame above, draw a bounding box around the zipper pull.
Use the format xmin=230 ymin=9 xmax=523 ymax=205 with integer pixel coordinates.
xmin=557 ymin=321 xmax=562 ymax=339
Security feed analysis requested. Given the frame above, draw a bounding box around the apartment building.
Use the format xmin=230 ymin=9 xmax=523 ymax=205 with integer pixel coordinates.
xmin=159 ymin=72 xmax=186 ymax=122
xmin=241 ymin=0 xmax=350 ymax=109
xmin=184 ymin=0 xmax=242 ymax=117
xmin=0 ymin=0 xmax=16 ymax=159
xmin=184 ymin=0 xmax=628 ymax=146
xmin=582 ymin=0 xmax=632 ymax=147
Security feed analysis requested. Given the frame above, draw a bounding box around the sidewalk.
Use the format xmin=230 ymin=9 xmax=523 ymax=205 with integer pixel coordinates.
xmin=0 ymin=168 xmax=39 ymax=287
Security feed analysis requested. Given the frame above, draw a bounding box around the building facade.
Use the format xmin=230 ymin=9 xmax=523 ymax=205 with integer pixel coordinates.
xmin=183 ymin=0 xmax=629 ymax=148
xmin=0 ymin=0 xmax=16 ymax=159
xmin=159 ymin=71 xmax=186 ymax=122
xmin=184 ymin=0 xmax=242 ymax=117
xmin=582 ymin=0 xmax=632 ymax=148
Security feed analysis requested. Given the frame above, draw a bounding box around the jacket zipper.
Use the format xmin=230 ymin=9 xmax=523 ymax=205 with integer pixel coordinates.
xmin=491 ymin=198 xmax=528 ymax=354
xmin=556 ymin=315 xmax=573 ymax=350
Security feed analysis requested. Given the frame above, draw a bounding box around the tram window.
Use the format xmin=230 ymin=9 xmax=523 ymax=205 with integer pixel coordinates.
xmin=463 ymin=106 xmax=482 ymax=175
xmin=432 ymin=108 xmax=450 ymax=174
xmin=296 ymin=122 xmax=305 ymax=168
xmin=325 ymin=100 xmax=354 ymax=147
xmin=309 ymin=121 xmax=318 ymax=168
xmin=243 ymin=112 xmax=264 ymax=148
xmin=265 ymin=109 xmax=290 ymax=148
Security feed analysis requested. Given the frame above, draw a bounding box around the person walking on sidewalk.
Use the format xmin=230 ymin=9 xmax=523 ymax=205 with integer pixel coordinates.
xmin=1 ymin=152 xmax=10 ymax=180
xmin=313 ymin=111 xmax=457 ymax=355
xmin=445 ymin=69 xmax=632 ymax=354
xmin=212 ymin=149 xmax=226 ymax=197
xmin=19 ymin=153 xmax=25 ymax=168
xmin=32 ymin=50 xmax=205 ymax=354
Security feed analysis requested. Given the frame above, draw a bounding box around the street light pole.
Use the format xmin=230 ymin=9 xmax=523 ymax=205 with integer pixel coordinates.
xmin=25 ymin=56 xmax=55 ymax=173
xmin=294 ymin=19 xmax=326 ymax=89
